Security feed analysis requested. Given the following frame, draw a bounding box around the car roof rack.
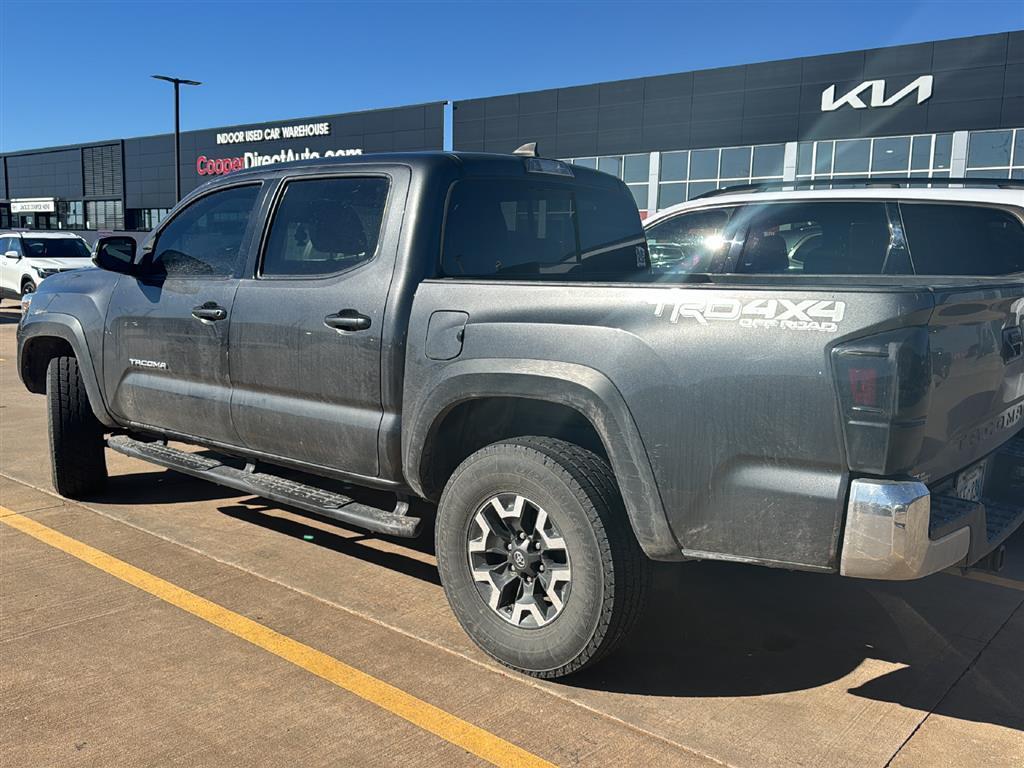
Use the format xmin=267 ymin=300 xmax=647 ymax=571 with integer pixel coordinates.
xmin=692 ymin=176 xmax=1024 ymax=200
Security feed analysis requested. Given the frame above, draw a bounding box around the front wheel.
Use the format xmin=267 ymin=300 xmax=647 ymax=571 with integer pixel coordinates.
xmin=20 ymin=280 xmax=36 ymax=298
xmin=436 ymin=437 xmax=649 ymax=678
xmin=47 ymin=356 xmax=108 ymax=498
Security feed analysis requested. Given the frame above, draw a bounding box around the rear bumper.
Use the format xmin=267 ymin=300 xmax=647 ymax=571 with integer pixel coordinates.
xmin=840 ymin=434 xmax=1024 ymax=580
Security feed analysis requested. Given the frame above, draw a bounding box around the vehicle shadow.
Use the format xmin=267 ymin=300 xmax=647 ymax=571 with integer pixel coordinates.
xmin=90 ymin=468 xmax=245 ymax=505
xmin=91 ymin=459 xmax=1023 ymax=733
xmin=91 ymin=461 xmax=441 ymax=586
xmin=0 ymin=307 xmax=23 ymax=324
xmin=564 ymin=536 xmax=1024 ymax=732
xmin=217 ymin=499 xmax=441 ymax=586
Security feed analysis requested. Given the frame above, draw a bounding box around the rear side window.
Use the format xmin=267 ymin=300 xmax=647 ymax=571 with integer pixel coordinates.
xmin=152 ymin=185 xmax=260 ymax=277
xmin=645 ymin=209 xmax=735 ymax=274
xmin=441 ymin=179 xmax=647 ymax=280
xmin=261 ymin=177 xmax=389 ymax=277
xmin=900 ymin=204 xmax=1024 ymax=276
xmin=731 ymin=202 xmax=891 ymax=275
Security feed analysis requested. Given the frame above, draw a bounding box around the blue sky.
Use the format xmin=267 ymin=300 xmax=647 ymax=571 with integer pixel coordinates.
xmin=1 ymin=0 xmax=1021 ymax=152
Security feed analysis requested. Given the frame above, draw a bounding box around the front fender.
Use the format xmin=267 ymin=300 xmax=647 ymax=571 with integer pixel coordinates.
xmin=403 ymin=358 xmax=682 ymax=560
xmin=18 ymin=311 xmax=117 ymax=428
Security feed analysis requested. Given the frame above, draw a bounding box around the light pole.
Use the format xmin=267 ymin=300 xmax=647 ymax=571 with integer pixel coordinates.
xmin=151 ymin=75 xmax=202 ymax=202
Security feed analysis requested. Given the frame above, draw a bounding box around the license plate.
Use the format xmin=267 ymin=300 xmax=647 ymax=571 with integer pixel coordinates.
xmin=955 ymin=461 xmax=988 ymax=502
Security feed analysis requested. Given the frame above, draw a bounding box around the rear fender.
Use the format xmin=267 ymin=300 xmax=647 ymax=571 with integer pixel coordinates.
xmin=404 ymin=358 xmax=682 ymax=560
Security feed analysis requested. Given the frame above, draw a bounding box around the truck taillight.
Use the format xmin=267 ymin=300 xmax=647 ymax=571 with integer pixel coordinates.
xmin=832 ymin=328 xmax=931 ymax=475
xmin=848 ymin=366 xmax=879 ymax=408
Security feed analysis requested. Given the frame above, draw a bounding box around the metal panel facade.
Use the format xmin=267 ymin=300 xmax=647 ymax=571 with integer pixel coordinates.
xmin=453 ymin=31 xmax=1023 ymax=156
xmin=5 ymin=149 xmax=83 ymax=199
xmin=123 ymin=102 xmax=444 ymax=209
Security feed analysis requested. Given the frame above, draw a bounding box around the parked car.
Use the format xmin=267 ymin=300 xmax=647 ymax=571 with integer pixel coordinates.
xmin=17 ymin=156 xmax=1024 ymax=678
xmin=643 ymin=181 xmax=1024 ymax=277
xmin=0 ymin=231 xmax=94 ymax=303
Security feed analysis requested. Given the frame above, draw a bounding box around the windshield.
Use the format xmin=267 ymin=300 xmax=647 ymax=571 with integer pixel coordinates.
xmin=22 ymin=237 xmax=92 ymax=259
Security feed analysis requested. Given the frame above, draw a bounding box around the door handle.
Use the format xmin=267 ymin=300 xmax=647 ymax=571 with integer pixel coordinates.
xmin=192 ymin=303 xmax=227 ymax=321
xmin=324 ymin=309 xmax=371 ymax=332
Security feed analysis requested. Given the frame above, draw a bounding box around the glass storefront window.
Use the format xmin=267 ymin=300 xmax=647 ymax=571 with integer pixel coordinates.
xmin=1014 ymin=130 xmax=1024 ymax=167
xmin=658 ymin=182 xmax=686 ymax=208
xmin=933 ymin=134 xmax=952 ymax=170
xmin=597 ymin=155 xmax=622 ymax=178
xmin=623 ymin=154 xmax=650 ymax=183
xmin=689 ymin=149 xmax=718 ymax=180
xmin=871 ymin=136 xmax=911 ymax=172
xmin=719 ymin=146 xmax=751 ymax=179
xmin=752 ymin=144 xmax=785 ymax=178
xmin=60 ymin=201 xmax=85 ymax=229
xmin=814 ymin=141 xmax=833 ymax=175
xmin=687 ymin=180 xmax=717 ymax=199
xmin=967 ymin=130 xmax=1013 ymax=168
xmin=796 ymin=142 xmax=813 ymax=176
xmin=966 ymin=168 xmax=1010 ymax=178
xmin=85 ymin=200 xmax=124 ymax=230
xmin=628 ymin=184 xmax=649 ymax=209
xmin=660 ymin=151 xmax=688 ymax=182
xmin=573 ymin=157 xmax=597 ymax=169
xmin=833 ymin=139 xmax=870 ymax=173
xmin=910 ymin=135 xmax=932 ymax=170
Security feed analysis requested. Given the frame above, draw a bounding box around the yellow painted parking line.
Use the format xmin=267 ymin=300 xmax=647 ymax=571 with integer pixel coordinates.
xmin=0 ymin=508 xmax=555 ymax=768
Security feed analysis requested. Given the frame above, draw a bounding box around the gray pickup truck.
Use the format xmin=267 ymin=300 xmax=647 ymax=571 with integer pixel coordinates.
xmin=17 ymin=150 xmax=1024 ymax=678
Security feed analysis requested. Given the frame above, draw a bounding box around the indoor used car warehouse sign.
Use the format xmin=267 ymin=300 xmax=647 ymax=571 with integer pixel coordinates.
xmin=197 ymin=119 xmax=362 ymax=176
xmin=215 ymin=120 xmax=333 ymax=145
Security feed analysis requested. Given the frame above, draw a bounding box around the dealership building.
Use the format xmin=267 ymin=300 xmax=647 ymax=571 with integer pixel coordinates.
xmin=1 ymin=30 xmax=1021 ymax=233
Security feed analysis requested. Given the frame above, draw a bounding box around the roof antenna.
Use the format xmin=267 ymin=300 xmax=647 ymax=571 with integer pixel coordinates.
xmin=513 ymin=142 xmax=540 ymax=157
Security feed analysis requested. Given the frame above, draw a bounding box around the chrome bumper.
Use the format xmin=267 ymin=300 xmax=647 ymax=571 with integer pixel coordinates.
xmin=839 ymin=479 xmax=970 ymax=580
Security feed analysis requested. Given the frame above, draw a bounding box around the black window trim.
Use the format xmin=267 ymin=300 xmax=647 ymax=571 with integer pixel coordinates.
xmin=254 ymin=171 xmax=393 ymax=282
xmin=144 ymin=180 xmax=264 ymax=281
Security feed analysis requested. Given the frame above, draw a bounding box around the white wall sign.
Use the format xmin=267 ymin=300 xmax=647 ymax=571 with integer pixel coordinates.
xmin=821 ymin=75 xmax=934 ymax=112
xmin=216 ymin=121 xmax=332 ymax=145
xmin=11 ymin=198 xmax=56 ymax=213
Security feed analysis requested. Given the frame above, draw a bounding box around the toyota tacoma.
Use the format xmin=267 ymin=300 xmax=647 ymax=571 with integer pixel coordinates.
xmin=17 ymin=151 xmax=1024 ymax=677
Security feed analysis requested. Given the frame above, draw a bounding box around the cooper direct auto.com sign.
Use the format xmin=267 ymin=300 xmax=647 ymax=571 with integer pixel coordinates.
xmin=196 ymin=120 xmax=362 ymax=176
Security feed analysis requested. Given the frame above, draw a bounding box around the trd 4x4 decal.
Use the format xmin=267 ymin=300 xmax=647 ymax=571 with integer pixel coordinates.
xmin=648 ymin=290 xmax=847 ymax=333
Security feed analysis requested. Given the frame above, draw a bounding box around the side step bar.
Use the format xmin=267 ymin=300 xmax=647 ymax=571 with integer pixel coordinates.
xmin=107 ymin=435 xmax=421 ymax=538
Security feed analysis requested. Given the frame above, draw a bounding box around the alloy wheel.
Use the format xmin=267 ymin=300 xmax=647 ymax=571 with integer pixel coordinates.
xmin=467 ymin=493 xmax=572 ymax=628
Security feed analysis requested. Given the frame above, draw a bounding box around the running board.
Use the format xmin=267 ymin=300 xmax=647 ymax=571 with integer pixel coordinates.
xmin=107 ymin=435 xmax=421 ymax=538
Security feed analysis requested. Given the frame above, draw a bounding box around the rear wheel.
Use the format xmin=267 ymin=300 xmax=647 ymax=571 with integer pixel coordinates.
xmin=47 ymin=356 xmax=107 ymax=498
xmin=436 ymin=436 xmax=648 ymax=678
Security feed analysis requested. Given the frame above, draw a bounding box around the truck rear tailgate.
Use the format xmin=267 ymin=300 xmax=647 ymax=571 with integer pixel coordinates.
xmin=919 ymin=282 xmax=1024 ymax=483
xmin=916 ymin=282 xmax=1024 ymax=564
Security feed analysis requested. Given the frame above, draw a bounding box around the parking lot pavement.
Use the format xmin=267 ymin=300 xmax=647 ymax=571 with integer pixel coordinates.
xmin=1 ymin=304 xmax=1022 ymax=767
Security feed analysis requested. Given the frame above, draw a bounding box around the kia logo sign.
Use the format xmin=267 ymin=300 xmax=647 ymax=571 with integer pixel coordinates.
xmin=821 ymin=75 xmax=933 ymax=112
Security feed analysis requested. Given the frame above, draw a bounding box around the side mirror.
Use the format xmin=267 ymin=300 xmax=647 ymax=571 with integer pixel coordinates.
xmin=93 ymin=236 xmax=138 ymax=275
xmin=4 ymin=250 xmax=20 ymax=261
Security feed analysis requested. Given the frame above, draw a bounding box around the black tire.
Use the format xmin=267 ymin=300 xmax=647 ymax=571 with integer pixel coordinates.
xmin=47 ymin=356 xmax=108 ymax=498
xmin=20 ymin=280 xmax=36 ymax=297
xmin=436 ymin=436 xmax=648 ymax=678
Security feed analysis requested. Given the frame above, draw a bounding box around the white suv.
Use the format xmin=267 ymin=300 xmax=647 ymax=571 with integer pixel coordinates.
xmin=0 ymin=231 xmax=95 ymax=302
xmin=643 ymin=179 xmax=1024 ymax=278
